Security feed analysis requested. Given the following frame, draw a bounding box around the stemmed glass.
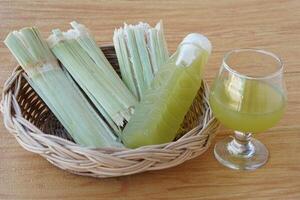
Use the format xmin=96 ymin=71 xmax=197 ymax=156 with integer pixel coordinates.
xmin=210 ymin=49 xmax=286 ymax=170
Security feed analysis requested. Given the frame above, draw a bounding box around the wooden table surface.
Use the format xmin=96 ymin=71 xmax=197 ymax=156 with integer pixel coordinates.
xmin=0 ymin=0 xmax=299 ymax=199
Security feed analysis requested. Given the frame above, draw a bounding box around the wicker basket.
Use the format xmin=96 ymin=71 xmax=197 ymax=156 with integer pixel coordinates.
xmin=1 ymin=45 xmax=220 ymax=178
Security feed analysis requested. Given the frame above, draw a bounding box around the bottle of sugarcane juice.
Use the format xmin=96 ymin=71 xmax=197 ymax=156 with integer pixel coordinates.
xmin=122 ymin=33 xmax=212 ymax=148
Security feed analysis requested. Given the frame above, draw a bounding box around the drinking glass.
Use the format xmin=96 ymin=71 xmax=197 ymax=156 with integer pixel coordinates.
xmin=210 ymin=49 xmax=286 ymax=170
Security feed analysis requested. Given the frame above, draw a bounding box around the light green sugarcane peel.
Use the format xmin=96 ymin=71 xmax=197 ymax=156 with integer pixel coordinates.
xmin=113 ymin=20 xmax=169 ymax=100
xmin=47 ymin=22 xmax=137 ymax=130
xmin=4 ymin=27 xmax=123 ymax=148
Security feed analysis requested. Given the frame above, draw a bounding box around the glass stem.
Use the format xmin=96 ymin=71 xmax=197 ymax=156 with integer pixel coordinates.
xmin=227 ymin=131 xmax=255 ymax=158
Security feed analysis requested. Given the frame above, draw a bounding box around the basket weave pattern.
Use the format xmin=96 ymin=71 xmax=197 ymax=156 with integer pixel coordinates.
xmin=1 ymin=45 xmax=220 ymax=178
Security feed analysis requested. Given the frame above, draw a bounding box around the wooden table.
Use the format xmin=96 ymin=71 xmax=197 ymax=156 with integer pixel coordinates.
xmin=0 ymin=0 xmax=299 ymax=199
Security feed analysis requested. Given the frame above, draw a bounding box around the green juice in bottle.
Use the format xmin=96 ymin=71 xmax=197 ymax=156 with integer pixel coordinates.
xmin=122 ymin=33 xmax=212 ymax=148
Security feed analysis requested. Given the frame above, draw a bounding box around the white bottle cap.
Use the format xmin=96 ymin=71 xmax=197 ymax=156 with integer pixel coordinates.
xmin=180 ymin=33 xmax=212 ymax=54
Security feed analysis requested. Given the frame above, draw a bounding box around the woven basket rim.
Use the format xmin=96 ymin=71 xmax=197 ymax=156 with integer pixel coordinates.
xmin=1 ymin=45 xmax=220 ymax=178
xmin=1 ymin=66 xmax=216 ymax=151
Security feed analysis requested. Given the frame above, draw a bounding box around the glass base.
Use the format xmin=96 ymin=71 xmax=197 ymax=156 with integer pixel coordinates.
xmin=214 ymin=136 xmax=269 ymax=171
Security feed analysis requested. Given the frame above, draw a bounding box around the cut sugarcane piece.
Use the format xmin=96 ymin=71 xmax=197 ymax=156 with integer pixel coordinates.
xmin=113 ymin=20 xmax=169 ymax=100
xmin=122 ymin=33 xmax=212 ymax=148
xmin=48 ymin=23 xmax=137 ymax=129
xmin=148 ymin=21 xmax=169 ymax=74
xmin=114 ymin=28 xmax=139 ymax=98
xmin=133 ymin=26 xmax=154 ymax=87
xmin=69 ymin=21 xmax=137 ymax=109
xmin=4 ymin=27 xmax=122 ymax=148
xmin=123 ymin=24 xmax=146 ymax=99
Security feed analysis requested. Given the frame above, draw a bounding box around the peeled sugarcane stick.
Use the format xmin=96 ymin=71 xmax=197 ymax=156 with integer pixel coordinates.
xmin=113 ymin=20 xmax=169 ymax=100
xmin=48 ymin=22 xmax=137 ymax=131
xmin=4 ymin=27 xmax=122 ymax=148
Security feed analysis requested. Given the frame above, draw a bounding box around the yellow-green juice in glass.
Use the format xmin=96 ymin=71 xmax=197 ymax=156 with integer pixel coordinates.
xmin=211 ymin=48 xmax=286 ymax=171
xmin=210 ymin=76 xmax=286 ymax=133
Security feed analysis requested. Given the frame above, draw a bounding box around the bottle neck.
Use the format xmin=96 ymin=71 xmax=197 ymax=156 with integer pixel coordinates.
xmin=175 ymin=43 xmax=204 ymax=67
